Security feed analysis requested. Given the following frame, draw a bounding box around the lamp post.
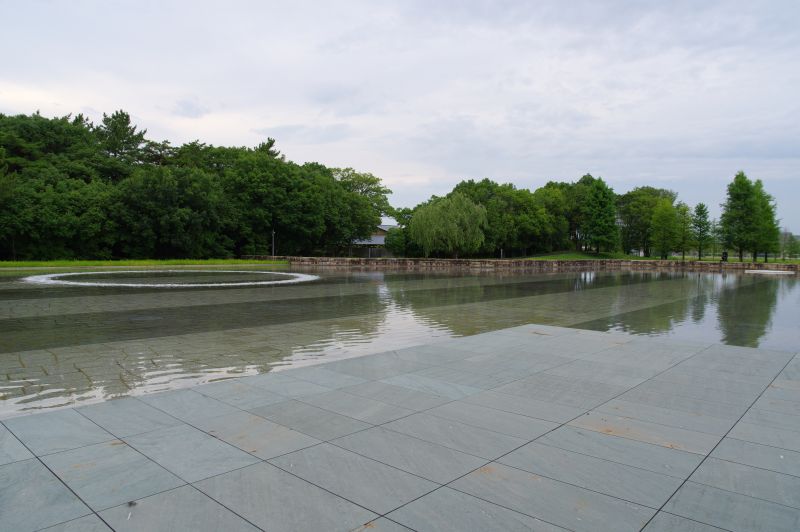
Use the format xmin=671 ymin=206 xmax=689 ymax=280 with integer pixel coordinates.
xmin=271 ymin=229 xmax=275 ymax=259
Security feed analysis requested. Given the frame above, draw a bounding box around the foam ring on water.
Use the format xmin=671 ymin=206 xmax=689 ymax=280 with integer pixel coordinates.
xmin=21 ymin=270 xmax=320 ymax=288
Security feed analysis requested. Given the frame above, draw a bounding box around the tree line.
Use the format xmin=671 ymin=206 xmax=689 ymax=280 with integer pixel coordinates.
xmin=0 ymin=111 xmax=391 ymax=260
xmin=387 ymin=173 xmax=794 ymax=261
xmin=0 ymin=111 xmax=795 ymax=261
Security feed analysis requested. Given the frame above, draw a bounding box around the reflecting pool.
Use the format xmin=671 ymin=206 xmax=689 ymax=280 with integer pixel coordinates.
xmin=1 ymin=266 xmax=797 ymax=417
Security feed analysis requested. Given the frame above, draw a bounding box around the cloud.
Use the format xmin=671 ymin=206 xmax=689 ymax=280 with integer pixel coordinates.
xmin=0 ymin=0 xmax=798 ymax=226
xmin=253 ymin=123 xmax=353 ymax=144
xmin=172 ymin=99 xmax=208 ymax=119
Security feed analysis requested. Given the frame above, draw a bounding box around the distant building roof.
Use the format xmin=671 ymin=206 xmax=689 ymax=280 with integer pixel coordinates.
xmin=352 ymin=224 xmax=398 ymax=246
xmin=353 ymin=235 xmax=386 ymax=246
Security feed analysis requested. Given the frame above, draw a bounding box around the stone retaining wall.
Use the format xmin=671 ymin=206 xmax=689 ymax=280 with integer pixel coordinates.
xmin=241 ymin=255 xmax=799 ymax=273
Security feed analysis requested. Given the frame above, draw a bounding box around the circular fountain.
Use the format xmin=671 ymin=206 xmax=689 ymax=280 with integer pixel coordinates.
xmin=21 ymin=270 xmax=320 ymax=288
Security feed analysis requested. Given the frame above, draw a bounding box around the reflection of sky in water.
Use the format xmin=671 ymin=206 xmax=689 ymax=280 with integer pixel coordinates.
xmin=0 ymin=267 xmax=797 ymax=417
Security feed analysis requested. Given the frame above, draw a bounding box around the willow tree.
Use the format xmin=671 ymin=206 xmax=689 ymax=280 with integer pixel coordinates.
xmin=407 ymin=192 xmax=487 ymax=258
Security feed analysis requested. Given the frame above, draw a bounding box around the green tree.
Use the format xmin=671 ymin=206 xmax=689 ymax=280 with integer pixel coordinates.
xmin=407 ymin=192 xmax=487 ymax=258
xmin=691 ymin=203 xmax=711 ymax=260
xmin=96 ymin=110 xmax=146 ymax=159
xmin=111 ymin=167 xmax=231 ymax=258
xmin=675 ymin=202 xmax=693 ymax=260
xmin=752 ymin=180 xmax=780 ymax=262
xmin=332 ymin=167 xmax=393 ymax=218
xmin=780 ymin=229 xmax=798 ymax=260
xmin=384 ymin=227 xmax=406 ymax=256
xmin=788 ymin=233 xmax=800 ymax=259
xmin=452 ymin=179 xmax=550 ymax=256
xmin=579 ymin=176 xmax=618 ymax=254
xmin=531 ymin=184 xmax=570 ymax=251
xmin=710 ymin=218 xmax=723 ymax=259
xmin=721 ymin=171 xmax=758 ymax=261
xmin=651 ymin=199 xmax=678 ymax=260
xmin=617 ymin=187 xmax=676 ymax=256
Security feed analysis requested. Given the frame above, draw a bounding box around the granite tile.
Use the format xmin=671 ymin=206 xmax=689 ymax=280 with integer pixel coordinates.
xmin=461 ymin=390 xmax=585 ymax=423
xmin=299 ymin=390 xmax=414 ymax=424
xmin=250 ymin=400 xmax=371 ymax=440
xmin=77 ymin=397 xmax=181 ymax=437
xmin=383 ymin=412 xmax=527 ymax=460
xmin=270 ymin=443 xmax=437 ymax=514
xmin=711 ymin=437 xmax=800 ymax=477
xmin=426 ymin=400 xmax=558 ymax=440
xmin=452 ymin=462 xmax=655 ymax=532
xmin=643 ymin=512 xmax=727 ymax=531
xmin=100 ymin=485 xmax=258 ymax=532
xmin=195 ymin=463 xmax=377 ymax=531
xmin=139 ymin=389 xmax=239 ymax=423
xmin=388 ymin=486 xmax=568 ymax=531
xmin=664 ymin=481 xmax=800 ymax=532
xmin=338 ymin=381 xmax=449 ymax=411
xmin=0 ymin=423 xmax=33 ymax=465
xmin=40 ymin=514 xmax=112 ymax=532
xmin=499 ymin=441 xmax=682 ymax=508
xmin=690 ymin=457 xmax=800 ymax=509
xmin=42 ymin=440 xmax=184 ymax=511
xmin=124 ymin=424 xmax=258 ymax=482
xmin=381 ymin=373 xmax=483 ymax=400
xmin=194 ymin=411 xmax=319 ymax=459
xmin=538 ymin=426 xmax=703 ymax=478
xmin=569 ymin=411 xmax=721 ymax=454
xmin=597 ymin=399 xmax=736 ymax=436
xmin=193 ymin=379 xmax=286 ymax=409
xmin=0 ymin=458 xmax=90 ymax=531
xmin=282 ymin=366 xmax=368 ymax=389
xmin=728 ymin=421 xmax=800 ymax=452
xmin=332 ymin=426 xmax=486 ymax=484
xmin=4 ymin=409 xmax=114 ymax=456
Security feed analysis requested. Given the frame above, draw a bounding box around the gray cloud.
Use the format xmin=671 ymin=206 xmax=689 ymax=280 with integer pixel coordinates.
xmin=172 ymin=99 xmax=208 ymax=119
xmin=253 ymin=123 xmax=353 ymax=144
xmin=1 ymin=0 xmax=798 ymax=227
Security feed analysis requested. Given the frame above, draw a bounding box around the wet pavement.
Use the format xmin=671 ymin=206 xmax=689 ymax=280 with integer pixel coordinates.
xmin=1 ymin=323 xmax=798 ymax=531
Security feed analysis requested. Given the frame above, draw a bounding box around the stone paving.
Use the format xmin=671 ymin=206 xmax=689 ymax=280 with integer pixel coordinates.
xmin=1 ymin=324 xmax=799 ymax=531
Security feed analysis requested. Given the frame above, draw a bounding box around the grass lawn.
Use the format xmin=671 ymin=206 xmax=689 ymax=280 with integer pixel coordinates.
xmin=526 ymin=251 xmax=647 ymax=260
xmin=526 ymin=251 xmax=800 ymax=264
xmin=0 ymin=258 xmax=289 ymax=269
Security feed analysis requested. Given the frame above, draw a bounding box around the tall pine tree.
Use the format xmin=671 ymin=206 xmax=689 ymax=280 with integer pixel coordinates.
xmin=752 ymin=180 xmax=780 ymax=262
xmin=692 ymin=203 xmax=711 ymax=260
xmin=721 ymin=171 xmax=758 ymax=261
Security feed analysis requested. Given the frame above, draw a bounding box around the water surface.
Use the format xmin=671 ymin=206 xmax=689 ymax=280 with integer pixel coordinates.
xmin=1 ymin=266 xmax=797 ymax=417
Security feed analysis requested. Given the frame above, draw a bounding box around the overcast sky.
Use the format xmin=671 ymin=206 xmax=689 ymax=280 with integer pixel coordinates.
xmin=2 ymin=0 xmax=799 ymax=227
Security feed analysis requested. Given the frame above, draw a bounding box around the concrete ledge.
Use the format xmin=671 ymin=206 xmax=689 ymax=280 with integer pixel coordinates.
xmin=242 ymin=256 xmax=799 ymax=273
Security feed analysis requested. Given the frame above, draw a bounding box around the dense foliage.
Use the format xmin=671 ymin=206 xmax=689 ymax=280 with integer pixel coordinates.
xmin=395 ymin=171 xmax=788 ymax=260
xmin=720 ymin=171 xmax=781 ymax=261
xmin=0 ymin=111 xmax=389 ymax=259
xmin=0 ymin=111 xmax=790 ymax=261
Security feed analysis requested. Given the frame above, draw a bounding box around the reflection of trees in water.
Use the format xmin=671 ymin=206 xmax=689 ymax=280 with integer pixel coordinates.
xmin=690 ymin=274 xmax=716 ymax=324
xmin=13 ymin=279 xmax=391 ymax=407
xmin=716 ymin=275 xmax=780 ymax=348
xmin=382 ymin=271 xmax=642 ymax=336
xmin=589 ymin=272 xmax=699 ymax=335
